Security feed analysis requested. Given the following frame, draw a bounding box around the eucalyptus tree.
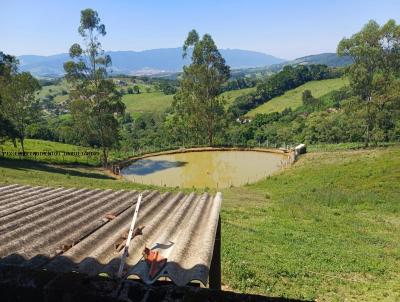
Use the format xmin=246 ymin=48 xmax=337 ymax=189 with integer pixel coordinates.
xmin=64 ymin=9 xmax=125 ymax=165
xmin=338 ymin=19 xmax=400 ymax=145
xmin=173 ymin=30 xmax=230 ymax=146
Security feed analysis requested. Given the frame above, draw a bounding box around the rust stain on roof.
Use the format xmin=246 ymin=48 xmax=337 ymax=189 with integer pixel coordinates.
xmin=0 ymin=184 xmax=222 ymax=286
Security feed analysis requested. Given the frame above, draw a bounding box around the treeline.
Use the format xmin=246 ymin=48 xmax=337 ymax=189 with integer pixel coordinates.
xmin=115 ymin=82 xmax=399 ymax=152
xmin=228 ymin=64 xmax=342 ymax=117
xmin=221 ymin=77 xmax=257 ymax=92
xmin=224 ymin=87 xmax=399 ymax=146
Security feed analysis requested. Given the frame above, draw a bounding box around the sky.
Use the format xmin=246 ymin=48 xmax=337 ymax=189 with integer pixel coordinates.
xmin=1 ymin=0 xmax=399 ymax=60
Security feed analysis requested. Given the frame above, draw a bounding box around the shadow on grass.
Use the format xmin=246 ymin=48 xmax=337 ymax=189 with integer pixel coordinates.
xmin=0 ymin=158 xmax=114 ymax=180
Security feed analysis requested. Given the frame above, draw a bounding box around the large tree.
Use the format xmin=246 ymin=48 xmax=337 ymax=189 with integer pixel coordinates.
xmin=338 ymin=19 xmax=400 ymax=145
xmin=0 ymin=52 xmax=40 ymax=151
xmin=64 ymin=9 xmax=125 ymax=165
xmin=172 ymin=30 xmax=230 ymax=145
xmin=0 ymin=52 xmax=17 ymax=144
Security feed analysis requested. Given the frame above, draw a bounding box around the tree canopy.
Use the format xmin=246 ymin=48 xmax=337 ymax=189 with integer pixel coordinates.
xmin=338 ymin=19 xmax=400 ymax=145
xmin=0 ymin=52 xmax=40 ymax=150
xmin=63 ymin=8 xmax=125 ymax=165
xmin=172 ymin=29 xmax=230 ymax=145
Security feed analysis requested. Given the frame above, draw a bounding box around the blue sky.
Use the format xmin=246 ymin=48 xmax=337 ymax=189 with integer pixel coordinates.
xmin=1 ymin=0 xmax=399 ymax=59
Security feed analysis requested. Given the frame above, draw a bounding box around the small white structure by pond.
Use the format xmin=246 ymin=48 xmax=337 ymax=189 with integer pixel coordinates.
xmin=295 ymin=144 xmax=307 ymax=156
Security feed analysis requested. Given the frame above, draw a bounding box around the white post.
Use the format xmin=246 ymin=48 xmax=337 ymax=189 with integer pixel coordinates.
xmin=117 ymin=193 xmax=143 ymax=278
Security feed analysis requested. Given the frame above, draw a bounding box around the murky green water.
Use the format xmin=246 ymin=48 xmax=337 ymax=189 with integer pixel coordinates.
xmin=121 ymin=150 xmax=286 ymax=188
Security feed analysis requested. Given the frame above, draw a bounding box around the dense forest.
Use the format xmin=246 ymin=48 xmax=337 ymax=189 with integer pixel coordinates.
xmin=1 ymin=14 xmax=399 ymax=165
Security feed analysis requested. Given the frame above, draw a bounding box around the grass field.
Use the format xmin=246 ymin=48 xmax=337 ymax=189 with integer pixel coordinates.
xmin=0 ymin=158 xmax=160 ymax=191
xmin=36 ymin=78 xmax=155 ymax=106
xmin=221 ymin=146 xmax=400 ymax=301
xmin=221 ymin=87 xmax=256 ymax=107
xmin=122 ymin=91 xmax=174 ymax=117
xmin=0 ymin=141 xmax=399 ymax=301
xmin=37 ymin=80 xmax=70 ymax=103
xmin=247 ymin=78 xmax=348 ymax=117
xmin=0 ymin=139 xmax=101 ymax=165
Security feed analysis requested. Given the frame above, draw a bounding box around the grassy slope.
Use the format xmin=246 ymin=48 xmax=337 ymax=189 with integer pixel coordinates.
xmin=0 ymin=139 xmax=101 ymax=165
xmin=0 ymin=140 xmax=399 ymax=300
xmin=221 ymin=87 xmax=256 ymax=107
xmin=0 ymin=139 xmax=189 ymax=192
xmin=247 ymin=78 xmax=348 ymax=117
xmin=0 ymin=158 xmax=159 ymax=191
xmin=122 ymin=92 xmax=174 ymax=117
xmin=37 ymin=80 xmax=69 ymax=103
xmin=37 ymin=78 xmax=154 ymax=105
xmin=122 ymin=87 xmax=257 ymax=116
xmin=221 ymin=147 xmax=400 ymax=301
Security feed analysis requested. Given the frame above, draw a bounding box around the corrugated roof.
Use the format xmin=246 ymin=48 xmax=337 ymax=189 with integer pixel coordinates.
xmin=0 ymin=184 xmax=222 ymax=286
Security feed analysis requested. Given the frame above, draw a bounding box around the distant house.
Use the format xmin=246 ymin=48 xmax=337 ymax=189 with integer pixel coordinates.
xmin=115 ymin=80 xmax=128 ymax=86
xmin=236 ymin=118 xmax=252 ymax=124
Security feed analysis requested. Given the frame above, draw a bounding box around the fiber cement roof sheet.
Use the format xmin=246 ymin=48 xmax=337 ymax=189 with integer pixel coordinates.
xmin=0 ymin=184 xmax=222 ymax=286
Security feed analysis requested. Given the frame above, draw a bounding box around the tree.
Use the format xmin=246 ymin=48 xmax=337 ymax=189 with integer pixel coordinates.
xmin=302 ymin=90 xmax=313 ymax=106
xmin=0 ymin=52 xmax=40 ymax=151
xmin=63 ymin=9 xmax=125 ymax=165
xmin=172 ymin=30 xmax=230 ymax=145
xmin=0 ymin=52 xmax=18 ymax=144
xmin=133 ymin=85 xmax=140 ymax=94
xmin=302 ymin=89 xmax=319 ymax=108
xmin=338 ymin=19 xmax=400 ymax=146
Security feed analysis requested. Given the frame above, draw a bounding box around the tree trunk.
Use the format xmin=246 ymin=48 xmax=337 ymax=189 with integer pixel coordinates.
xmin=364 ymin=97 xmax=372 ymax=147
xmin=208 ymin=112 xmax=214 ymax=146
xmin=19 ymin=137 xmax=25 ymax=155
xmin=102 ymin=147 xmax=108 ymax=167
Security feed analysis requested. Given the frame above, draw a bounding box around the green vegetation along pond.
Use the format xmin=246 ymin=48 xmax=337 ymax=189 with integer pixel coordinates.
xmin=121 ymin=150 xmax=287 ymax=188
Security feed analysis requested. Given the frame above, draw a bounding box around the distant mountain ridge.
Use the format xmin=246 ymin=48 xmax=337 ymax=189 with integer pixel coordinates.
xmin=267 ymin=53 xmax=353 ymax=72
xmin=17 ymin=48 xmax=285 ymax=77
xmin=285 ymin=53 xmax=353 ymax=67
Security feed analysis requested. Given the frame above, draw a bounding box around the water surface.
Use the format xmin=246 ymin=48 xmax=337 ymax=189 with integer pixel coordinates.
xmin=121 ymin=150 xmax=285 ymax=188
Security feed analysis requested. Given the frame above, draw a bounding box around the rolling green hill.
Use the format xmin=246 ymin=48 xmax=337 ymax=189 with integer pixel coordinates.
xmin=35 ymin=77 xmax=173 ymax=117
xmin=37 ymin=80 xmax=70 ymax=104
xmin=122 ymin=91 xmax=174 ymax=117
xmin=122 ymin=87 xmax=257 ymax=116
xmin=221 ymin=87 xmax=256 ymax=107
xmin=247 ymin=77 xmax=348 ymax=116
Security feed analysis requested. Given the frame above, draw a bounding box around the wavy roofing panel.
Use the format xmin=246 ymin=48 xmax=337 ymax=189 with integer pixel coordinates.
xmin=0 ymin=184 xmax=222 ymax=286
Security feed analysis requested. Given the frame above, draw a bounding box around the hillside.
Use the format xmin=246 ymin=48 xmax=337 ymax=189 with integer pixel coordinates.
xmin=221 ymin=87 xmax=257 ymax=107
xmin=37 ymin=79 xmax=69 ymax=103
xmin=0 ymin=139 xmax=100 ymax=165
xmin=18 ymin=48 xmax=285 ymax=77
xmin=247 ymin=77 xmax=348 ymax=116
xmin=122 ymin=92 xmax=174 ymax=117
xmin=266 ymin=53 xmax=353 ymax=73
xmin=1 ymin=143 xmax=399 ymax=300
xmin=286 ymin=53 xmax=353 ymax=67
xmin=222 ymin=146 xmax=400 ymax=300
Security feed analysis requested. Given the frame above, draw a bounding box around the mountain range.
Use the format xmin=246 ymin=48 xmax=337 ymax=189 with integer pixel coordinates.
xmin=17 ymin=48 xmax=352 ymax=78
xmin=17 ymin=48 xmax=284 ymax=77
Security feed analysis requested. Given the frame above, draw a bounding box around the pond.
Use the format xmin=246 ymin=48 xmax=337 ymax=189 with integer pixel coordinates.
xmin=121 ymin=150 xmax=287 ymax=188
